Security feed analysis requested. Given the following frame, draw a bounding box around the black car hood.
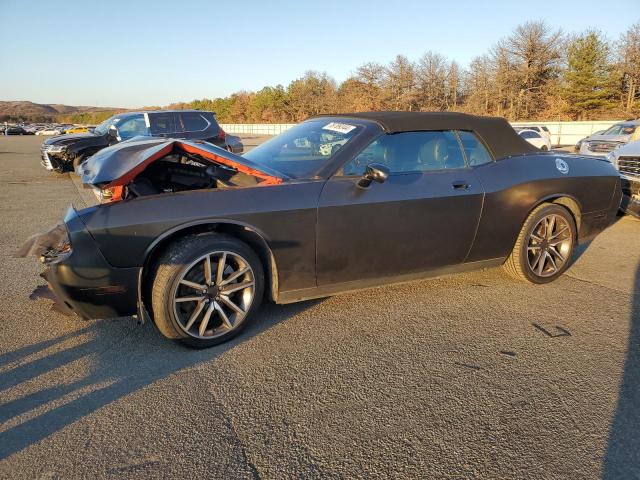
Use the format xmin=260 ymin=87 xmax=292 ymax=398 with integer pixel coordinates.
xmin=44 ymin=132 xmax=104 ymax=146
xmin=79 ymin=138 xmax=286 ymax=187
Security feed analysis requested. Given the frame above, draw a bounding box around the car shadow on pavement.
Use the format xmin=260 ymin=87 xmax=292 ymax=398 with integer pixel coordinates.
xmin=0 ymin=299 xmax=320 ymax=460
xmin=602 ymin=261 xmax=640 ymax=479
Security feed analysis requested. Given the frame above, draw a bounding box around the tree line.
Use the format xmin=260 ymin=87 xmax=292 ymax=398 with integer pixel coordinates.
xmin=168 ymin=20 xmax=640 ymax=123
xmin=8 ymin=20 xmax=638 ymax=125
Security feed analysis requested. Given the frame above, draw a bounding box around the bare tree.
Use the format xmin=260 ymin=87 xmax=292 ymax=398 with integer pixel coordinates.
xmin=447 ymin=61 xmax=461 ymax=109
xmin=354 ymin=62 xmax=386 ymax=110
xmin=384 ymin=55 xmax=418 ymax=110
xmin=618 ymin=22 xmax=640 ymax=113
xmin=287 ymin=71 xmax=337 ymax=121
xmin=492 ymin=21 xmax=564 ymax=119
xmin=415 ymin=51 xmax=448 ymax=110
xmin=463 ymin=55 xmax=493 ymax=115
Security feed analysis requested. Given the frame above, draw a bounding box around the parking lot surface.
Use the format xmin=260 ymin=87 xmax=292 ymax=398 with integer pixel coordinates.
xmin=0 ymin=135 xmax=639 ymax=479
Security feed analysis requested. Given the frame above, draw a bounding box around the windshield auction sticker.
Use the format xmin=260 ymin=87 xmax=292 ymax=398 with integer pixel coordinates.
xmin=322 ymin=122 xmax=356 ymax=134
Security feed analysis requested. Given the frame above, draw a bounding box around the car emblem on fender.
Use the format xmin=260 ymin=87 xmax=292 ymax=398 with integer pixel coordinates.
xmin=555 ymin=158 xmax=569 ymax=175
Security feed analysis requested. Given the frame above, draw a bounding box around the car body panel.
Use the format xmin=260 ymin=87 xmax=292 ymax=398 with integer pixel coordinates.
xmin=316 ymin=169 xmax=483 ymax=285
xmin=466 ymin=153 xmax=620 ymax=262
xmin=78 ymin=181 xmax=323 ymax=293
xmin=42 ymin=207 xmax=140 ymax=319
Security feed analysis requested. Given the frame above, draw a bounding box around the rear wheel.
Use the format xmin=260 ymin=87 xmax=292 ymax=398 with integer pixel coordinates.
xmin=503 ymin=203 xmax=576 ymax=284
xmin=150 ymin=234 xmax=264 ymax=347
xmin=541 ymin=145 xmax=548 ymax=151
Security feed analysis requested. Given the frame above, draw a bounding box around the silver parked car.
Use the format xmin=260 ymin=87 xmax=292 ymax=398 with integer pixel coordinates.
xmin=607 ymin=139 xmax=640 ymax=218
xmin=579 ymin=120 xmax=640 ymax=156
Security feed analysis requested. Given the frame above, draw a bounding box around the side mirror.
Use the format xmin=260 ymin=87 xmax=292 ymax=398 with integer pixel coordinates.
xmin=108 ymin=125 xmax=121 ymax=143
xmin=357 ymin=163 xmax=389 ymax=189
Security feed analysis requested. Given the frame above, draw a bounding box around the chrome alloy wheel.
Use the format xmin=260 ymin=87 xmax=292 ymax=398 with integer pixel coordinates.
xmin=172 ymin=251 xmax=255 ymax=339
xmin=526 ymin=214 xmax=573 ymax=278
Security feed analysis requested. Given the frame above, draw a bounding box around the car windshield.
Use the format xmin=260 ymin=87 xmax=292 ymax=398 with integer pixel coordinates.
xmin=601 ymin=124 xmax=637 ymax=136
xmin=93 ymin=116 xmax=121 ymax=135
xmin=242 ymin=120 xmax=363 ymax=178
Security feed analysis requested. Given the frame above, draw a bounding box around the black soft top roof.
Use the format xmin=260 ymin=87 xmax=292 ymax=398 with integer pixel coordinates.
xmin=315 ymin=111 xmax=538 ymax=159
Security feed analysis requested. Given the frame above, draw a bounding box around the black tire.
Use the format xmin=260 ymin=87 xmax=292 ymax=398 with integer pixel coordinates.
xmin=503 ymin=203 xmax=576 ymax=284
xmin=541 ymin=145 xmax=548 ymax=151
xmin=149 ymin=233 xmax=264 ymax=348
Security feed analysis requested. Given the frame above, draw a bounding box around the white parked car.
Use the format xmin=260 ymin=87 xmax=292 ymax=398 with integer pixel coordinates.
xmin=518 ymin=129 xmax=552 ymax=151
xmin=516 ymin=125 xmax=551 ymax=140
xmin=36 ymin=127 xmax=64 ymax=136
xmin=607 ymin=140 xmax=640 ymax=218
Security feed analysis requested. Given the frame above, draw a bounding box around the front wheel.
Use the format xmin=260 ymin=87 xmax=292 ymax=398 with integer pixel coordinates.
xmin=150 ymin=234 xmax=264 ymax=347
xmin=503 ymin=204 xmax=576 ymax=284
xmin=540 ymin=145 xmax=548 ymax=151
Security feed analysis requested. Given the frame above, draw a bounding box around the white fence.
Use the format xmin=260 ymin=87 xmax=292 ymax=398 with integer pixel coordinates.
xmin=221 ymin=124 xmax=296 ymax=136
xmin=511 ymin=120 xmax=621 ymax=147
xmin=222 ymin=120 xmax=624 ymax=146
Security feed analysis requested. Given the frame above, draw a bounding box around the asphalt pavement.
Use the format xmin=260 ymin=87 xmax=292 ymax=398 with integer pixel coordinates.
xmin=0 ymin=135 xmax=639 ymax=479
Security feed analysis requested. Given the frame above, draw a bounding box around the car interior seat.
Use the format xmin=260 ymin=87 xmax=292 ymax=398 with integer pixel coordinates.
xmin=417 ymin=139 xmax=447 ymax=170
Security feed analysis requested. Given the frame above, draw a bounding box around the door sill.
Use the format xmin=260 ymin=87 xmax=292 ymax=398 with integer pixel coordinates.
xmin=276 ymin=258 xmax=505 ymax=304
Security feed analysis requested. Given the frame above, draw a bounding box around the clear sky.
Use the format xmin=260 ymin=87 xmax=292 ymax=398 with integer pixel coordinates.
xmin=1 ymin=0 xmax=638 ymax=108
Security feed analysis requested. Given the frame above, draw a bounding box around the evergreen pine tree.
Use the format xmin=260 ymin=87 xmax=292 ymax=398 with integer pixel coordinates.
xmin=563 ymin=31 xmax=616 ymax=119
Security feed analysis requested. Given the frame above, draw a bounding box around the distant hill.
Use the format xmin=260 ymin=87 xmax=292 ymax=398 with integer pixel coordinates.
xmin=0 ymin=101 xmax=124 ymax=122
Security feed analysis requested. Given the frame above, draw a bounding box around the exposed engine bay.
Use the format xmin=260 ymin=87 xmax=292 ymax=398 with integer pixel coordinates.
xmin=124 ymin=153 xmax=259 ymax=199
xmin=79 ymin=139 xmax=283 ymax=204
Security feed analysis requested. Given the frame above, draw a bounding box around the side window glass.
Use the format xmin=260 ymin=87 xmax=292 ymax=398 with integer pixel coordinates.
xmin=342 ymin=131 xmax=466 ymax=176
xmin=180 ymin=112 xmax=209 ymax=132
xmin=342 ymin=138 xmax=384 ymax=176
xmin=150 ymin=113 xmax=175 ymax=134
xmin=457 ymin=131 xmax=493 ymax=166
xmin=117 ymin=115 xmax=149 ymax=139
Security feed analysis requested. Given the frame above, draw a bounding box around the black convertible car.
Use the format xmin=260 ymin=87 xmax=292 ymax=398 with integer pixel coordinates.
xmin=25 ymin=112 xmax=622 ymax=347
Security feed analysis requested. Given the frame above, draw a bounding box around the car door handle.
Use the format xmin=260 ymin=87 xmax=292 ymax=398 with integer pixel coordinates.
xmin=451 ymin=181 xmax=470 ymax=190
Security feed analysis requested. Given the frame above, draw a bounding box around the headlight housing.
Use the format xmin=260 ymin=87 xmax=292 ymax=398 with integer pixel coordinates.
xmin=92 ymin=185 xmax=124 ymax=204
xmin=48 ymin=145 xmax=67 ymax=154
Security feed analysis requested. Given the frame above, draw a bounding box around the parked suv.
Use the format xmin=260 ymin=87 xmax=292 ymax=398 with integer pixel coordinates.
xmin=41 ymin=110 xmax=240 ymax=172
xmin=607 ymin=140 xmax=640 ymax=218
xmin=579 ymin=120 xmax=640 ymax=157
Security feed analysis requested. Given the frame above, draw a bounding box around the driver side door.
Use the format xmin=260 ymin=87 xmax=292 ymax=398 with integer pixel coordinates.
xmin=316 ymin=130 xmax=486 ymax=286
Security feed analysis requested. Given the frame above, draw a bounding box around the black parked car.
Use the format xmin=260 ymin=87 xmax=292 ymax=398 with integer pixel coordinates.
xmin=5 ymin=126 xmax=30 ymax=135
xmin=40 ymin=110 xmax=240 ymax=172
xmin=25 ymin=112 xmax=622 ymax=348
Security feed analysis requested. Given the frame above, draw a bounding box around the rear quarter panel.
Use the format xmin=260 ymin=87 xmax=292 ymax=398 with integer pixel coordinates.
xmin=466 ymin=153 xmax=620 ymax=263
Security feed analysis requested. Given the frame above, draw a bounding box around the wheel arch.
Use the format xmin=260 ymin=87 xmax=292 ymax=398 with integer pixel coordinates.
xmin=531 ymin=194 xmax=582 ymax=238
xmin=140 ymin=220 xmax=279 ymax=313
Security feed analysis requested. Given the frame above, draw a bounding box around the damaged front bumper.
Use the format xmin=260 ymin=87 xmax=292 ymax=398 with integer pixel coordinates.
xmin=24 ymin=206 xmax=140 ymax=319
xmin=41 ymin=145 xmax=70 ymax=171
xmin=621 ymin=177 xmax=640 ymax=219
